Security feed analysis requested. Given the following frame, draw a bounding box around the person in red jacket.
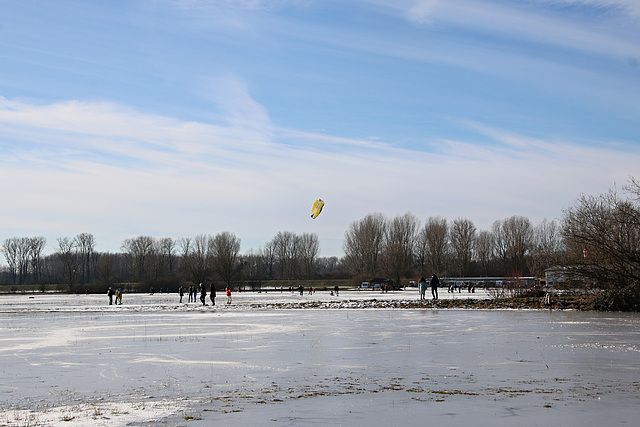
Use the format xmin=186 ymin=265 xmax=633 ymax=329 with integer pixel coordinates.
xmin=226 ymin=286 xmax=232 ymax=305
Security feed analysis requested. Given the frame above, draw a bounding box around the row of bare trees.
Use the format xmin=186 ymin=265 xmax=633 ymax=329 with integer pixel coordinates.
xmin=1 ymin=233 xmax=120 ymax=291
xmin=343 ymin=212 xmax=565 ymax=286
xmin=0 ymin=216 xmax=573 ymax=291
xmin=3 ymin=177 xmax=639 ymax=296
xmin=342 ymin=177 xmax=640 ymax=295
xmin=1 ymin=230 xmax=333 ymax=291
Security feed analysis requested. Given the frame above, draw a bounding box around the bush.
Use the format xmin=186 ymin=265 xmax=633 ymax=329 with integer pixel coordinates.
xmin=593 ymin=285 xmax=640 ymax=311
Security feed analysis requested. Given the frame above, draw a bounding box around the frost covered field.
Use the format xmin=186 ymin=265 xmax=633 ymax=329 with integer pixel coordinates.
xmin=1 ymin=291 xmax=639 ymax=426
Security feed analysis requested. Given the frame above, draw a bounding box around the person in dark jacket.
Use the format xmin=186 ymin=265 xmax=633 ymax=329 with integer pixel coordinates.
xmin=199 ymin=283 xmax=207 ymax=306
xmin=209 ymin=282 xmax=216 ymax=305
xmin=430 ymin=274 xmax=439 ymax=300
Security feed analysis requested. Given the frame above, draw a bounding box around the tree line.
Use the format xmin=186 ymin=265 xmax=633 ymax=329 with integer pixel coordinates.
xmin=2 ymin=178 xmax=639 ymax=302
xmin=0 ymin=231 xmax=346 ymax=292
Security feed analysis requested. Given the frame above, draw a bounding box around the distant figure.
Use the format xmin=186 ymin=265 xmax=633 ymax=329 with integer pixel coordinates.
xmin=299 ymin=285 xmax=304 ymax=296
xmin=418 ymin=277 xmax=427 ymax=300
xmin=209 ymin=282 xmax=216 ymax=305
xmin=334 ymin=285 xmax=339 ymax=296
xmin=116 ymin=288 xmax=123 ymax=305
xmin=226 ymin=286 xmax=232 ymax=304
xmin=107 ymin=287 xmax=114 ymax=305
xmin=430 ymin=274 xmax=439 ymax=300
xmin=199 ymin=283 xmax=207 ymax=306
xmin=179 ymin=286 xmax=184 ymax=303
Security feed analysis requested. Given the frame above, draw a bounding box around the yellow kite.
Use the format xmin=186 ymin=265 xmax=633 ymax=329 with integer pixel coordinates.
xmin=310 ymin=198 xmax=325 ymax=219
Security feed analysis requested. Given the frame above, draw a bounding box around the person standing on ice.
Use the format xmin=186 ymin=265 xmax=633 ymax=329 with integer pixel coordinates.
xmin=418 ymin=277 xmax=427 ymax=300
xmin=199 ymin=283 xmax=207 ymax=306
xmin=430 ymin=274 xmax=439 ymax=300
xmin=209 ymin=282 xmax=216 ymax=305
xmin=226 ymin=286 xmax=232 ymax=304
xmin=107 ymin=287 xmax=114 ymax=305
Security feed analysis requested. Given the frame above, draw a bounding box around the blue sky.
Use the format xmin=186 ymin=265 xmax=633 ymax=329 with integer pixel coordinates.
xmin=1 ymin=0 xmax=639 ymax=258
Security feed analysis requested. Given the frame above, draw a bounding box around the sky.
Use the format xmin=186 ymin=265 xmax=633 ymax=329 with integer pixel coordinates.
xmin=1 ymin=0 xmax=639 ymax=259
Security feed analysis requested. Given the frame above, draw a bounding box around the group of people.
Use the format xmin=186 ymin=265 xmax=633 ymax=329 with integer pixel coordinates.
xmin=179 ymin=283 xmax=233 ymax=306
xmin=447 ymin=282 xmax=476 ymax=293
xmin=297 ymin=286 xmax=318 ymax=295
xmin=108 ymin=277 xmax=445 ymax=306
xmin=418 ymin=274 xmax=440 ymax=301
xmin=107 ymin=287 xmax=123 ymax=305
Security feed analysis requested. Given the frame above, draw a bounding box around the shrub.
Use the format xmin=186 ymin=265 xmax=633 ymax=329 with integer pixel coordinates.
xmin=593 ymin=285 xmax=640 ymax=311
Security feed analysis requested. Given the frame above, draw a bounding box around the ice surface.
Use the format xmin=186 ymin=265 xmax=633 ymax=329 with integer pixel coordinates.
xmin=1 ymin=292 xmax=639 ymax=426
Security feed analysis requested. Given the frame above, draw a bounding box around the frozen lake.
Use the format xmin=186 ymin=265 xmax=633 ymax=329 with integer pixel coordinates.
xmin=1 ymin=292 xmax=639 ymax=426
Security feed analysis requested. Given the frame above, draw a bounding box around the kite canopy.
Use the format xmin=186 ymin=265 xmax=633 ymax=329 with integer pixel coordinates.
xmin=311 ymin=198 xmax=324 ymax=219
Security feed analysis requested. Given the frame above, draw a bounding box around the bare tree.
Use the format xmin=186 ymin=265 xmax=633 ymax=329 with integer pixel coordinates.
xmin=28 ymin=236 xmax=47 ymax=285
xmin=413 ymin=228 xmax=428 ymax=278
xmin=418 ymin=216 xmax=449 ymax=275
xmin=211 ymin=231 xmax=242 ymax=287
xmin=449 ymin=218 xmax=476 ymax=277
xmin=179 ymin=234 xmax=213 ymax=286
xmin=75 ymin=233 xmax=96 ymax=284
xmin=343 ymin=213 xmax=387 ymax=279
xmin=97 ymin=252 xmax=116 ymax=286
xmin=242 ymin=249 xmax=267 ymax=287
xmin=261 ymin=240 xmax=277 ymax=280
xmin=272 ymin=231 xmax=299 ymax=280
xmin=474 ymin=230 xmax=495 ymax=277
xmin=121 ymin=236 xmax=155 ymax=281
xmin=16 ymin=238 xmax=30 ymax=286
xmin=528 ymin=219 xmax=565 ymax=278
xmin=492 ymin=215 xmax=533 ymax=275
xmin=382 ymin=212 xmax=419 ymax=287
xmin=158 ymin=237 xmax=178 ymax=274
xmin=2 ymin=237 xmax=46 ymax=287
xmin=57 ymin=237 xmax=80 ymax=292
xmin=2 ymin=238 xmax=19 ymax=286
xmin=298 ymin=233 xmax=320 ymax=279
xmin=562 ymin=181 xmax=640 ymax=289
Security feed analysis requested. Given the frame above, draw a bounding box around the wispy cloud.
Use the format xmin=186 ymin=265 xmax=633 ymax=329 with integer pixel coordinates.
xmin=1 ymin=0 xmax=638 ymax=257
xmin=370 ymin=0 xmax=640 ymax=58
xmin=1 ymin=87 xmax=638 ymax=255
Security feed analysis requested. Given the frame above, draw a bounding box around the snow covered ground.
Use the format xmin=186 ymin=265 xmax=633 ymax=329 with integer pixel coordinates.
xmin=0 ymin=288 xmax=491 ymax=312
xmin=1 ymin=291 xmax=639 ymax=426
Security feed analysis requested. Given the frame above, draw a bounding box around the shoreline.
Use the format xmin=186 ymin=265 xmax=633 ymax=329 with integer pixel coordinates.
xmin=0 ymin=292 xmax=603 ymax=312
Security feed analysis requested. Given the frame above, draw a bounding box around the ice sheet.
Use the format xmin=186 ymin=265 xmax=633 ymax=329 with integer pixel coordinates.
xmin=1 ymin=293 xmax=639 ymax=426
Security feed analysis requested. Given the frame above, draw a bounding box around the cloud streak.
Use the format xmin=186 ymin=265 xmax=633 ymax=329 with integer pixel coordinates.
xmin=1 ymin=1 xmax=638 ymax=257
xmin=1 ymin=90 xmax=638 ymax=256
